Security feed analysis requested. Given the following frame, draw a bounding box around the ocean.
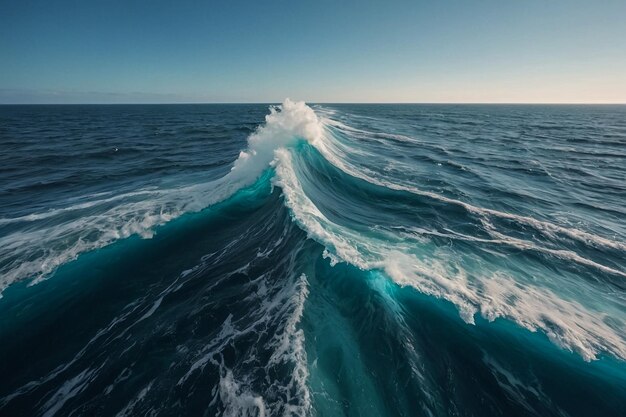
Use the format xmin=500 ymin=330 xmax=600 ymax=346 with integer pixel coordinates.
xmin=0 ymin=101 xmax=624 ymax=416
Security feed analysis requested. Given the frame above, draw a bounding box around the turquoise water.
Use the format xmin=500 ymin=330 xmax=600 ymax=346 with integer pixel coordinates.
xmin=0 ymin=101 xmax=625 ymax=416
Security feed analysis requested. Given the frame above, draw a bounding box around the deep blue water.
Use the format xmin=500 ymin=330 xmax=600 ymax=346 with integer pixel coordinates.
xmin=0 ymin=102 xmax=625 ymax=416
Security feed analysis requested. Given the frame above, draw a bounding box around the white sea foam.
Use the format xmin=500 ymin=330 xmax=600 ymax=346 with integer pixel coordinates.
xmin=40 ymin=363 xmax=106 ymax=417
xmin=0 ymin=99 xmax=322 ymax=296
xmin=230 ymin=98 xmax=323 ymax=180
xmin=2 ymin=223 xmax=312 ymax=414
xmin=270 ymin=132 xmax=626 ymax=361
xmin=401 ymin=225 xmax=626 ymax=279
xmin=266 ymin=274 xmax=311 ymax=416
xmin=182 ymin=271 xmax=310 ymax=416
xmin=217 ymin=369 xmax=267 ymax=417
xmin=0 ymin=189 xmax=160 ymax=226
xmin=313 ymin=117 xmax=626 ymax=254
xmin=3 ymin=99 xmax=625 ymax=367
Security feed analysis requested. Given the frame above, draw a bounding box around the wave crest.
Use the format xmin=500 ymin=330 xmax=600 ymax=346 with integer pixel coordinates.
xmin=0 ymin=99 xmax=322 ymax=295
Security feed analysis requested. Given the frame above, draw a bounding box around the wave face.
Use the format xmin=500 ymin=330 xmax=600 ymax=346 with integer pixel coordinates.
xmin=1 ymin=102 xmax=625 ymax=416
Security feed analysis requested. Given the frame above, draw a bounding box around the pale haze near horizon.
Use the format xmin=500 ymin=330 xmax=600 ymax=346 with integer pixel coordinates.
xmin=1 ymin=0 xmax=625 ymax=104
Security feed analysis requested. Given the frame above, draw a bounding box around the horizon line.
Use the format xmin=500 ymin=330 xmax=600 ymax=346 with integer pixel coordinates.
xmin=1 ymin=101 xmax=625 ymax=106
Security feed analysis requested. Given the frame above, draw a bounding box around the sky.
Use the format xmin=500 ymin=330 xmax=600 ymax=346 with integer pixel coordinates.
xmin=1 ymin=0 xmax=625 ymax=104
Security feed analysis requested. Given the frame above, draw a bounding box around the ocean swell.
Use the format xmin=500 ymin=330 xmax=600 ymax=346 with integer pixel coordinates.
xmin=0 ymin=99 xmax=321 ymax=295
xmin=1 ymin=101 xmax=626 ymax=417
xmin=1 ymin=100 xmax=624 ymax=365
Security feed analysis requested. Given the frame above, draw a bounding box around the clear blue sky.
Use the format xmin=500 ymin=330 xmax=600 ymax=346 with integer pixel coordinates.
xmin=1 ymin=0 xmax=625 ymax=103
